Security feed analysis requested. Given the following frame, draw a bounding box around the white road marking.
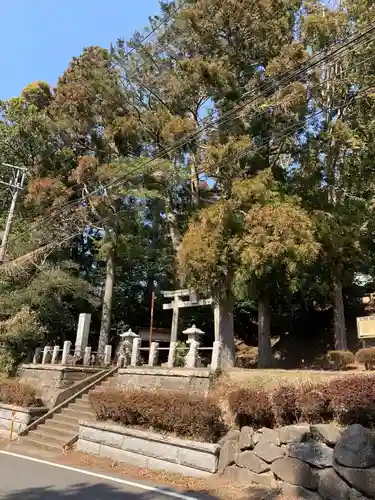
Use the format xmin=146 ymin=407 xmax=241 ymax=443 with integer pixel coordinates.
xmin=0 ymin=450 xmax=199 ymax=500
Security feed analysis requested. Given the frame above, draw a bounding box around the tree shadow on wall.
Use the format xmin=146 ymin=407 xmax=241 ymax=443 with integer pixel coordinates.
xmin=2 ymin=482 xmax=280 ymax=500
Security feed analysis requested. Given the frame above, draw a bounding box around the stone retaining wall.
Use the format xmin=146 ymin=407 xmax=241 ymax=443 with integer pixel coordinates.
xmin=19 ymin=365 xmax=103 ymax=407
xmin=0 ymin=403 xmax=47 ymax=437
xmin=77 ymin=420 xmax=219 ymax=477
xmin=219 ymin=423 xmax=375 ymax=499
xmin=111 ymin=367 xmax=212 ymax=395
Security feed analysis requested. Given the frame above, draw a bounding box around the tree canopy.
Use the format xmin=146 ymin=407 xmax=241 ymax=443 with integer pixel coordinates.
xmin=1 ymin=0 xmax=375 ymax=370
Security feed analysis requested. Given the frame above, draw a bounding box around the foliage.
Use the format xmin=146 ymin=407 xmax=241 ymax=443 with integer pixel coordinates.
xmin=356 ymin=348 xmax=375 ymax=370
xmin=272 ymin=384 xmax=299 ymax=425
xmin=0 ymin=307 xmax=46 ymax=375
xmin=228 ymin=388 xmax=274 ymax=429
xmin=296 ymin=383 xmax=331 ymax=423
xmin=327 ymin=350 xmax=355 ymax=371
xmin=329 ymin=375 xmax=375 ymax=427
xmin=227 ymin=375 xmax=375 ymax=428
xmin=89 ymin=389 xmax=227 ymax=443
xmin=0 ymin=380 xmax=43 ymax=407
xmin=175 ymin=341 xmax=188 ymax=367
xmin=1 ymin=0 xmax=375 ymax=366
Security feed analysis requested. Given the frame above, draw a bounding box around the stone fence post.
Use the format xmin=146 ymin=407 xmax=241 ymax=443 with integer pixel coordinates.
xmin=211 ymin=340 xmax=223 ymax=372
xmin=104 ymin=345 xmax=112 ymax=366
xmin=61 ymin=341 xmax=71 ymax=365
xmin=130 ymin=337 xmax=141 ymax=366
xmin=83 ymin=346 xmax=92 ymax=366
xmin=42 ymin=346 xmax=52 ymax=364
xmin=117 ymin=355 xmax=125 ymax=368
xmin=148 ymin=342 xmax=159 ymax=367
xmin=167 ymin=342 xmax=177 ymax=368
xmin=51 ymin=345 xmax=60 ymax=364
xmin=32 ymin=347 xmax=42 ymax=364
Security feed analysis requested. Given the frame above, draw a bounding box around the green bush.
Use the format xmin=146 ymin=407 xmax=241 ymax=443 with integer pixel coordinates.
xmin=0 ymin=380 xmax=43 ymax=407
xmin=327 ymin=350 xmax=355 ymax=371
xmin=356 ymin=348 xmax=375 ymax=370
xmin=89 ymin=389 xmax=227 ymax=443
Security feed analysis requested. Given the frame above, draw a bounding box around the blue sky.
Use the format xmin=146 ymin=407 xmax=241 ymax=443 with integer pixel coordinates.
xmin=0 ymin=0 xmax=160 ymax=100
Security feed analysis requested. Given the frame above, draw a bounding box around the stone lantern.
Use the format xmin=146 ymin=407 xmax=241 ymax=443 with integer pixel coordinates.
xmin=119 ymin=328 xmax=139 ymax=365
xmin=183 ymin=325 xmax=204 ymax=368
xmin=183 ymin=324 xmax=204 ymax=344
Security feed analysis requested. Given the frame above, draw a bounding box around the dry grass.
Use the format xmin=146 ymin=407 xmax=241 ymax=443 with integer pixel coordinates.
xmin=58 ymin=450 xmax=289 ymax=500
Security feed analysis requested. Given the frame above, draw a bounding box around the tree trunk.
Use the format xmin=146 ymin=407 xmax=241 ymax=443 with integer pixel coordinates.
xmin=214 ymin=298 xmax=235 ymax=368
xmin=258 ymin=296 xmax=273 ymax=368
xmin=333 ymin=276 xmax=347 ymax=350
xmin=98 ymin=229 xmax=117 ymax=356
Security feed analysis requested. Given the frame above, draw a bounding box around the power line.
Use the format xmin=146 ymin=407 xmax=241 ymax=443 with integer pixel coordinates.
xmin=2 ymin=82 xmax=373 ymax=274
xmin=3 ymin=14 xmax=375 ymax=252
xmin=10 ymin=27 xmax=375 ymax=242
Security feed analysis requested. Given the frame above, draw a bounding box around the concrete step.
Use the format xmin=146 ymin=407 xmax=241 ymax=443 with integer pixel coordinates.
xmin=68 ymin=400 xmax=92 ymax=410
xmin=36 ymin=423 xmax=75 ymax=441
xmin=78 ymin=394 xmax=90 ymax=402
xmin=42 ymin=419 xmax=78 ymax=434
xmin=60 ymin=408 xmax=95 ymax=420
xmin=21 ymin=435 xmax=63 ymax=452
xmin=28 ymin=430 xmax=68 ymax=447
xmin=52 ymin=413 xmax=80 ymax=427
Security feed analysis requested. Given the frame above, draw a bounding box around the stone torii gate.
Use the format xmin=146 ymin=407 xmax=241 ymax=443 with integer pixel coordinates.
xmin=162 ymin=289 xmax=225 ymax=365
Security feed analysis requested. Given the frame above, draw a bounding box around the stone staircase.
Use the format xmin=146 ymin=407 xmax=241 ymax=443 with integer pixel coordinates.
xmin=18 ymin=376 xmax=114 ymax=452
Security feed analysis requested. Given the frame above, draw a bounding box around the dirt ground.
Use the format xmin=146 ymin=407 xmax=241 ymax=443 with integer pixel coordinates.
xmin=57 ymin=450 xmax=287 ymax=500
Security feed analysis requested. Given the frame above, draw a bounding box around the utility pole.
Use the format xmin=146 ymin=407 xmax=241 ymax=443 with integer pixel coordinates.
xmin=0 ymin=163 xmax=27 ymax=263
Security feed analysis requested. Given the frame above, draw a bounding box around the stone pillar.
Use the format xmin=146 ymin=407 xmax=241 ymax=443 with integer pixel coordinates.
xmin=51 ymin=345 xmax=60 ymax=364
xmin=211 ymin=340 xmax=223 ymax=371
xmin=83 ymin=346 xmax=92 ymax=366
xmin=117 ymin=355 xmax=125 ymax=368
xmin=75 ymin=313 xmax=91 ymax=357
xmin=130 ymin=337 xmax=141 ymax=367
xmin=61 ymin=341 xmax=71 ymax=365
xmin=104 ymin=345 xmax=112 ymax=366
xmin=42 ymin=346 xmax=52 ymax=364
xmin=32 ymin=347 xmax=42 ymax=364
xmin=167 ymin=341 xmax=177 ymax=368
xmin=148 ymin=342 xmax=159 ymax=367
xmin=185 ymin=340 xmax=199 ymax=368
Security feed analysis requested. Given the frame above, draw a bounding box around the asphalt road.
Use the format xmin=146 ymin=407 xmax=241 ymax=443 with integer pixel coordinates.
xmin=0 ymin=452 xmax=198 ymax=500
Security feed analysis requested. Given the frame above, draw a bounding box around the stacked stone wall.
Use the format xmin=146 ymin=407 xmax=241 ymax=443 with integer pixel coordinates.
xmin=218 ymin=423 xmax=375 ymax=499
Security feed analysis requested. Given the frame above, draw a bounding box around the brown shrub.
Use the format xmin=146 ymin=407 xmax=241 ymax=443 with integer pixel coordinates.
xmin=89 ymin=389 xmax=227 ymax=443
xmin=0 ymin=380 xmax=42 ymax=407
xmin=327 ymin=350 xmax=355 ymax=371
xmin=228 ymin=388 xmax=274 ymax=429
xmin=297 ymin=383 xmax=331 ymax=423
xmin=356 ymin=348 xmax=375 ymax=370
xmin=272 ymin=384 xmax=299 ymax=425
xmin=328 ymin=374 xmax=375 ymax=426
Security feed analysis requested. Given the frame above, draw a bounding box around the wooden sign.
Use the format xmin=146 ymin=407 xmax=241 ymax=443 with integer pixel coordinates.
xmin=357 ymin=316 xmax=375 ymax=338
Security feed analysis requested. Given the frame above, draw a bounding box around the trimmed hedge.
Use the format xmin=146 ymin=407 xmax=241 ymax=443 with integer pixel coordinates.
xmin=228 ymin=388 xmax=274 ymax=428
xmin=329 ymin=375 xmax=375 ymax=426
xmin=327 ymin=350 xmax=355 ymax=371
xmin=89 ymin=389 xmax=228 ymax=443
xmin=356 ymin=347 xmax=375 ymax=370
xmin=0 ymin=380 xmax=43 ymax=407
xmin=227 ymin=374 xmax=375 ymax=428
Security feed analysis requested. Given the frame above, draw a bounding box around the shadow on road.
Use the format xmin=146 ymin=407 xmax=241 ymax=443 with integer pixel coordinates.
xmin=1 ymin=482 xmax=221 ymax=500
